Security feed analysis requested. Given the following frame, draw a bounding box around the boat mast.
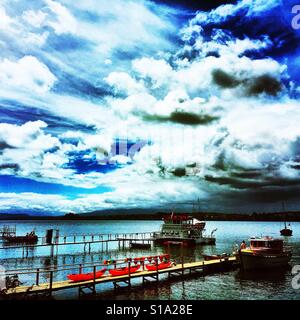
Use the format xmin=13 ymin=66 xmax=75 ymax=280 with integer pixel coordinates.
xmin=282 ymin=201 xmax=286 ymax=229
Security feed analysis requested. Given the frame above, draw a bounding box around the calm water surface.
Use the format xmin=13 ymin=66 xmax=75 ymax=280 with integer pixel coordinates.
xmin=0 ymin=220 xmax=299 ymax=300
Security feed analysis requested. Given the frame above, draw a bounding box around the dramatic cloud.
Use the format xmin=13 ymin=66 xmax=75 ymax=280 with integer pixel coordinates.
xmin=0 ymin=0 xmax=300 ymax=214
xmin=0 ymin=56 xmax=57 ymax=93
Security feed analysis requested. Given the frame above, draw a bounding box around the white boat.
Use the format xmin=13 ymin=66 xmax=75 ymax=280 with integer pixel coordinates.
xmin=238 ymin=237 xmax=292 ymax=270
xmin=152 ymin=212 xmax=216 ymax=246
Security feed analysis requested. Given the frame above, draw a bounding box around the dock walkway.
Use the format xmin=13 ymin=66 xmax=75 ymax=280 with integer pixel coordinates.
xmin=1 ymin=257 xmax=238 ymax=298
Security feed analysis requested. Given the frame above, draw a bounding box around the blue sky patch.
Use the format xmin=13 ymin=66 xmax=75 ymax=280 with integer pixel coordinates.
xmin=0 ymin=175 xmax=112 ymax=198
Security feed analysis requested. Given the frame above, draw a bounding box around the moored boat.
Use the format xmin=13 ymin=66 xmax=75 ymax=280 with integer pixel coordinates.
xmin=280 ymin=222 xmax=293 ymax=236
xmin=109 ymin=265 xmax=140 ymax=276
xmin=145 ymin=261 xmax=172 ymax=271
xmin=67 ymin=268 xmax=107 ymax=282
xmin=238 ymin=237 xmax=292 ymax=270
xmin=3 ymin=231 xmax=38 ymax=244
xmin=153 ymin=213 xmax=216 ymax=245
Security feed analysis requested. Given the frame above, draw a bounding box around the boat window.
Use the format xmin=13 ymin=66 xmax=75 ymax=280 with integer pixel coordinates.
xmin=251 ymin=241 xmax=257 ymax=247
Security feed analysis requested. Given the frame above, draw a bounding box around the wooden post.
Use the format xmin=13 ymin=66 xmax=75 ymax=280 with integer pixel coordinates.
xmin=127 ymin=261 xmax=131 ymax=287
xmin=49 ymin=270 xmax=53 ymax=296
xmin=36 ymin=268 xmax=40 ymax=286
xmin=93 ymin=265 xmax=96 ymax=294
xmin=181 ymin=243 xmax=184 ymax=275
xmin=155 ymin=257 xmax=159 ymax=281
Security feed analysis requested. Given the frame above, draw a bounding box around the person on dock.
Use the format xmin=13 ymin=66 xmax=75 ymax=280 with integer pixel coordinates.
xmin=240 ymin=240 xmax=247 ymax=250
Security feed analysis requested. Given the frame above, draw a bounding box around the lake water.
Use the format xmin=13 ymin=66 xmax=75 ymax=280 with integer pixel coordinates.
xmin=0 ymin=220 xmax=300 ymax=300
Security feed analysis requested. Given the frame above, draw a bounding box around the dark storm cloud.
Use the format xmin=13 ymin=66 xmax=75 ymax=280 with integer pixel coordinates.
xmin=235 ymin=185 xmax=300 ymax=204
xmin=205 ymin=173 xmax=300 ymax=189
xmin=144 ymin=111 xmax=219 ymax=125
xmin=0 ymin=163 xmax=20 ymax=171
xmin=246 ymin=75 xmax=282 ymax=96
xmin=154 ymin=0 xmax=238 ymax=11
xmin=0 ymin=141 xmax=14 ymax=150
xmin=212 ymin=69 xmax=283 ymax=96
xmin=172 ymin=167 xmax=186 ymax=177
xmin=212 ymin=70 xmax=240 ymax=89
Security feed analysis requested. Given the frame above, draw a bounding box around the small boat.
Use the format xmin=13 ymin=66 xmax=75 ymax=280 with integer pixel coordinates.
xmin=67 ymin=268 xmax=107 ymax=282
xmin=3 ymin=232 xmax=38 ymax=244
xmin=129 ymin=242 xmax=151 ymax=249
xmin=146 ymin=261 xmax=172 ymax=271
xmin=109 ymin=265 xmax=140 ymax=276
xmin=280 ymin=222 xmax=293 ymax=236
xmin=202 ymin=253 xmax=228 ymax=261
xmin=238 ymin=237 xmax=292 ymax=270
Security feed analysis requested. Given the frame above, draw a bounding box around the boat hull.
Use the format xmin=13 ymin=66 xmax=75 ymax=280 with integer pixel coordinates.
xmin=280 ymin=229 xmax=293 ymax=236
xmin=3 ymin=235 xmax=38 ymax=244
xmin=67 ymin=268 xmax=107 ymax=282
xmin=154 ymin=237 xmax=215 ymax=246
xmin=146 ymin=261 xmax=172 ymax=271
xmin=109 ymin=265 xmax=140 ymax=276
xmin=239 ymin=251 xmax=292 ymax=270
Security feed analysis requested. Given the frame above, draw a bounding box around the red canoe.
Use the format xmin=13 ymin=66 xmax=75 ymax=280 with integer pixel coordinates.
xmin=109 ymin=265 xmax=140 ymax=276
xmin=146 ymin=261 xmax=172 ymax=271
xmin=67 ymin=268 xmax=107 ymax=282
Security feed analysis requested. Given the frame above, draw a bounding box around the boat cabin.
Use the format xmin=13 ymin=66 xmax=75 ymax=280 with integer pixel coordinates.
xmin=158 ymin=213 xmax=205 ymax=240
xmin=249 ymin=237 xmax=284 ymax=253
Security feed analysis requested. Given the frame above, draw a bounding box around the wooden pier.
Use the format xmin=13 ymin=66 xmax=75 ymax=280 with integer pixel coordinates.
xmin=0 ymin=232 xmax=154 ymax=257
xmin=0 ymin=257 xmax=238 ymax=298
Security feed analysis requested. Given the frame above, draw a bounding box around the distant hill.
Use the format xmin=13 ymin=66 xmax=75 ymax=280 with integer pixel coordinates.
xmin=0 ymin=209 xmax=300 ymax=221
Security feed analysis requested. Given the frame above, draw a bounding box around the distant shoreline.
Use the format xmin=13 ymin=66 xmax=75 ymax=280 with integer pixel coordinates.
xmin=0 ymin=211 xmax=299 ymax=222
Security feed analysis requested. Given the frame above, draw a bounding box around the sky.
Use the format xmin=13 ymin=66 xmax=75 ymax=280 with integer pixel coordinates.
xmin=0 ymin=0 xmax=300 ymax=215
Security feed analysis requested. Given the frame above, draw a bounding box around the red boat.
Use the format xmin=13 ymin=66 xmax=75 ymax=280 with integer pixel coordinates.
xmin=67 ymin=268 xmax=107 ymax=282
xmin=146 ymin=261 xmax=172 ymax=271
xmin=109 ymin=265 xmax=140 ymax=276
